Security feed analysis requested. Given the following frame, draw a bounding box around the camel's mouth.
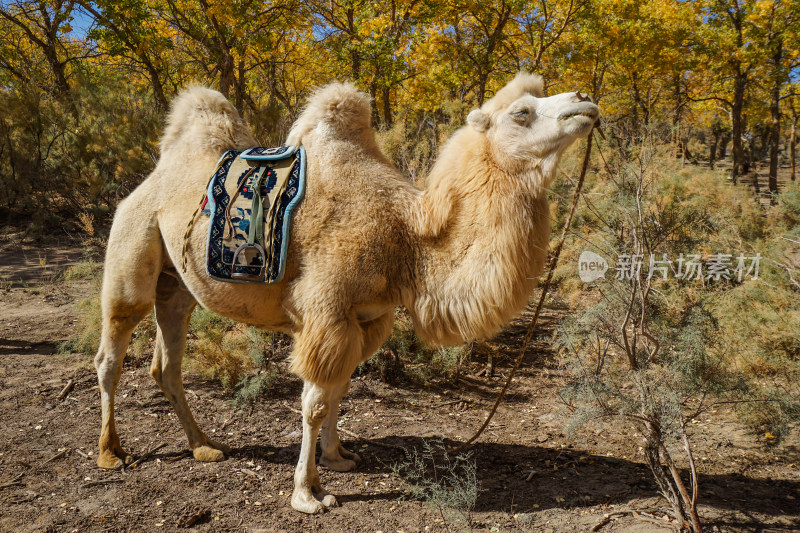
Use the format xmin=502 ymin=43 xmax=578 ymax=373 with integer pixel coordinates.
xmin=558 ymin=103 xmax=600 ymax=137
xmin=558 ymin=105 xmax=599 ymax=122
xmin=558 ymin=100 xmax=599 ymax=121
xmin=559 ymin=110 xmax=598 ymax=120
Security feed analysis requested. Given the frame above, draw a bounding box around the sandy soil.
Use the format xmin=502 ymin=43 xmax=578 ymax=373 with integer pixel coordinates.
xmin=0 ymin=241 xmax=798 ymax=533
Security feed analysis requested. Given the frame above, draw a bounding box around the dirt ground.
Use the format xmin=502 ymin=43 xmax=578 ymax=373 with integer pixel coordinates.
xmin=1 ymin=238 xmax=798 ymax=533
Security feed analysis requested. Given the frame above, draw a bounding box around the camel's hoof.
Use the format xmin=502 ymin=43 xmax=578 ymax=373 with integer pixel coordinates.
xmin=193 ymin=445 xmax=225 ymax=462
xmin=339 ymin=447 xmax=362 ymax=465
xmin=97 ymin=448 xmax=133 ymax=470
xmin=319 ymin=455 xmax=358 ymax=472
xmin=321 ymin=494 xmax=339 ymax=508
xmin=291 ymin=491 xmax=325 ymax=514
xmin=291 ymin=488 xmax=339 ymax=514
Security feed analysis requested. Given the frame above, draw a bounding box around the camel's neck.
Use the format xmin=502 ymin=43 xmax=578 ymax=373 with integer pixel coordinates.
xmin=406 ymin=128 xmax=557 ymax=345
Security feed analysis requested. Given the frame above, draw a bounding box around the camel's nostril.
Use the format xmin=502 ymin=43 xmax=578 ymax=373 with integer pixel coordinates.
xmin=575 ymin=92 xmax=592 ymax=103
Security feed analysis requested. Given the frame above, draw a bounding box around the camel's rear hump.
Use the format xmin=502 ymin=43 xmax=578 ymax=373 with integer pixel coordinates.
xmin=159 ymin=86 xmax=256 ymax=157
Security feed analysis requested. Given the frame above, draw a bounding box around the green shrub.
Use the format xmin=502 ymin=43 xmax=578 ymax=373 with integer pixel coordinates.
xmin=63 ymin=260 xmax=102 ymax=281
xmin=393 ymin=440 xmax=481 ymax=531
xmin=186 ymin=308 xmax=253 ymax=388
xmin=555 ymin=128 xmax=799 ymax=528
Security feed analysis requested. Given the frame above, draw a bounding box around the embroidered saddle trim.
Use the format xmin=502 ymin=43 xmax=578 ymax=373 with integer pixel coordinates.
xmin=197 ymin=145 xmax=306 ymax=284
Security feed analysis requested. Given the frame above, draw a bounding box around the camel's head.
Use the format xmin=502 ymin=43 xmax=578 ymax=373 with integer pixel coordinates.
xmin=466 ymin=73 xmax=599 ymax=170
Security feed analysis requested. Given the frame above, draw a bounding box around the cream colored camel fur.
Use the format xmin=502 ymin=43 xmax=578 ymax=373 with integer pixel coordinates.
xmin=94 ymin=73 xmax=599 ymax=514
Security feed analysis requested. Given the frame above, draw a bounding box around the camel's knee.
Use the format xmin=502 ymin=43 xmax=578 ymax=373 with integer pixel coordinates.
xmin=149 ymin=355 xmax=184 ymax=393
xmin=305 ymin=398 xmax=330 ymax=425
xmin=95 ymin=312 xmax=149 ymax=365
xmin=101 ymin=307 xmax=151 ymax=337
xmin=302 ymin=383 xmax=332 ymax=425
xmin=151 ymin=364 xmax=182 ymax=391
xmin=149 ymin=330 xmax=187 ymax=387
xmin=94 ymin=350 xmax=112 ymax=372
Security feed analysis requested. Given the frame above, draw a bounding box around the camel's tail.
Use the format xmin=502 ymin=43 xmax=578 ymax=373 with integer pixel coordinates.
xmin=159 ymin=85 xmax=256 ymax=157
xmin=286 ymin=82 xmax=372 ymax=147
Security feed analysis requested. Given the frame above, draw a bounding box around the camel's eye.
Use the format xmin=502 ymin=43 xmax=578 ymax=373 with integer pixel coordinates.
xmin=511 ymin=108 xmax=531 ymax=123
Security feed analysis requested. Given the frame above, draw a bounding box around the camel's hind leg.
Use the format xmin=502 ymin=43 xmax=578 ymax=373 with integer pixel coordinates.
xmin=149 ymin=271 xmax=230 ymax=462
xmin=95 ymin=208 xmax=163 ymax=469
xmin=95 ymin=311 xmax=150 ymax=469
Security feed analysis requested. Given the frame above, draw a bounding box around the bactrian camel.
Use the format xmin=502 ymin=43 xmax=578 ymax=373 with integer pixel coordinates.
xmin=94 ymin=73 xmax=599 ymax=513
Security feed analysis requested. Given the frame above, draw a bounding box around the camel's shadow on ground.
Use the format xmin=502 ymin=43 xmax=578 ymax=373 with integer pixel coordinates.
xmin=174 ymin=368 xmax=800 ymax=529
xmin=217 ymin=436 xmax=799 ymax=523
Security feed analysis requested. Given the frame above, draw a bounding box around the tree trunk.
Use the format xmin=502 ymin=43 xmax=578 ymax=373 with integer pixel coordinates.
xmin=630 ymin=71 xmax=649 ymax=126
xmin=768 ymin=39 xmax=783 ymax=198
xmin=768 ymin=91 xmax=780 ymax=197
xmin=719 ymin=132 xmax=730 ymax=160
xmin=144 ymin=61 xmax=169 ymax=111
xmin=347 ymin=7 xmax=360 ymax=80
xmin=39 ymin=2 xmax=72 ymax=100
xmin=672 ymin=72 xmax=683 ymax=160
xmin=642 ymin=422 xmax=685 ymax=525
xmin=791 ymin=119 xmax=797 ymax=182
xmin=43 ymin=39 xmax=70 ymax=99
xmin=369 ymin=80 xmax=378 ymax=127
xmin=381 ymin=86 xmax=392 ymax=127
xmin=743 ymin=135 xmax=753 ymax=174
xmin=682 ymin=141 xmax=695 ymax=164
xmin=234 ymin=58 xmax=247 ymax=115
xmin=476 ymin=71 xmax=488 ymax=107
xmin=731 ymin=71 xmax=746 ymax=184
xmin=218 ymin=52 xmax=235 ymax=99
xmin=709 ymin=129 xmax=719 ymax=170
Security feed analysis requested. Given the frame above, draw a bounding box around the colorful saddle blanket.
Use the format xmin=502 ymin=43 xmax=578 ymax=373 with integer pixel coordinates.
xmin=202 ymin=145 xmax=306 ymax=284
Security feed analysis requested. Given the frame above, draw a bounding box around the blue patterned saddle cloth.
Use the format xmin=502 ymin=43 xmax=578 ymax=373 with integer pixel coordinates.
xmin=201 ymin=146 xmax=306 ymax=284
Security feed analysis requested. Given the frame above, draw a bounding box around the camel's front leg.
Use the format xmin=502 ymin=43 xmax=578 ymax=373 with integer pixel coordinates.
xmin=319 ymin=381 xmax=361 ymax=471
xmin=292 ymin=381 xmax=340 ymax=514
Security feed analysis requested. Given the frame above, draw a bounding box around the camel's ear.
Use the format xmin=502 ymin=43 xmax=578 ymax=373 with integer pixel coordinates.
xmin=467 ymin=109 xmax=490 ymax=132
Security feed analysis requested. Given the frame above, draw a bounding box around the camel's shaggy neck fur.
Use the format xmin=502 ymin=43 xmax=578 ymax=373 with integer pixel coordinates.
xmin=408 ymin=123 xmax=553 ymax=345
xmin=403 ymin=73 xmax=587 ymax=345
